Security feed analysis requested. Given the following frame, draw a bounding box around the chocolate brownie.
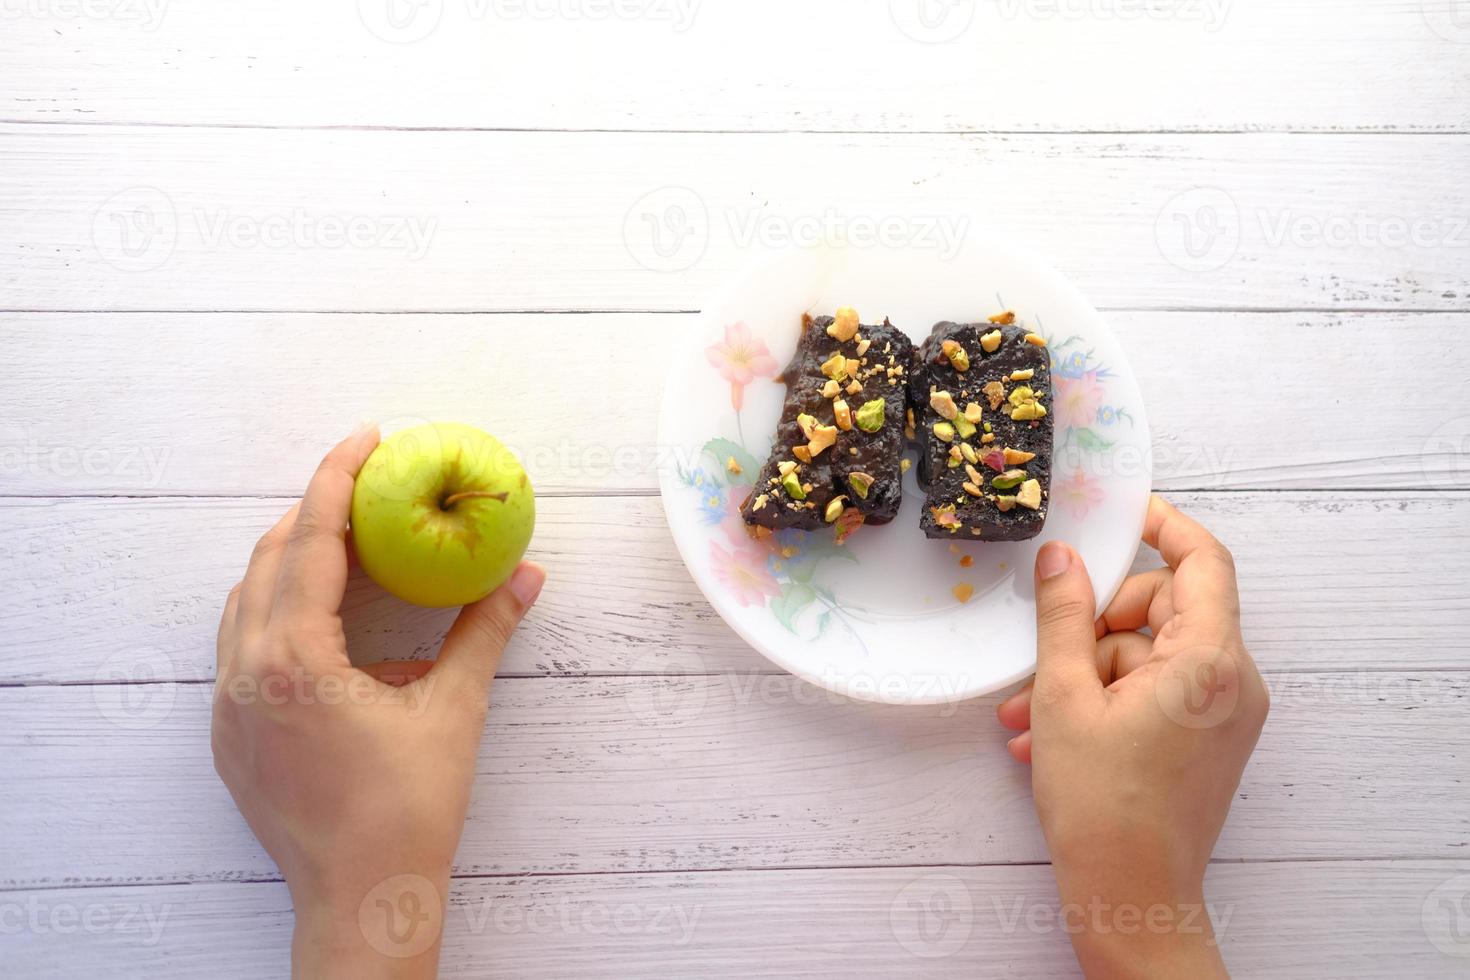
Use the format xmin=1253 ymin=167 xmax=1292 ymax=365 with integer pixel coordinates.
xmin=742 ymin=308 xmax=916 ymax=539
xmin=909 ymin=315 xmax=1053 ymax=540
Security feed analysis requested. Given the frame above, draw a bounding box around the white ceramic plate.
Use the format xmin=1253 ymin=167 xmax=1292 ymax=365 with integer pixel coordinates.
xmin=657 ymin=240 xmax=1151 ymax=704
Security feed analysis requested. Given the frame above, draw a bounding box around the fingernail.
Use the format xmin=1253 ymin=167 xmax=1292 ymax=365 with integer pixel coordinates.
xmin=1006 ymin=735 xmax=1019 ymax=749
xmin=507 ymin=562 xmax=546 ymax=608
xmin=1036 ymin=541 xmax=1072 ymax=581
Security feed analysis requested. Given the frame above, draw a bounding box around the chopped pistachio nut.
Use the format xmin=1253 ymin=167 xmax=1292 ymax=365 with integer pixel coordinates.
xmin=983 ymin=422 xmax=993 ymax=433
xmin=904 ymin=407 xmax=917 ymax=440
xmin=964 ymin=402 xmax=983 ymax=424
xmin=793 ymin=445 xmax=812 ymax=463
xmin=1010 ymin=402 xmax=1047 ymax=421
xmin=855 ymin=399 xmax=886 ymax=433
xmin=726 ymin=456 xmax=742 ymax=476
xmin=980 ymin=329 xmax=1003 ymax=353
xmin=989 ymin=310 xmax=1016 ymax=325
xmin=856 ymin=338 xmax=872 ymax=357
xmin=1007 ymin=386 xmax=1034 ymax=408
xmin=797 ymin=413 xmax=819 ymax=440
xmin=933 ymin=421 xmax=956 ymax=443
xmin=947 ymin=445 xmax=962 ymax=469
xmin=953 ymin=415 xmax=977 ymax=439
xmin=820 ymin=353 xmax=847 ymax=382
xmin=848 ymin=472 xmax=874 ymax=500
xmin=1003 ymin=448 xmax=1037 ymax=465
xmin=807 ymin=425 xmax=839 ymax=457
xmin=965 ymin=463 xmax=984 ymax=485
xmin=846 ymin=379 xmax=863 ymax=395
xmin=941 ymin=339 xmax=970 ymax=372
xmin=900 ymin=458 xmax=912 ymax=473
xmin=981 ymin=433 xmax=996 ymax=444
xmin=781 ymin=472 xmax=806 ymax=499
xmin=777 ymin=460 xmax=798 ymax=477
xmin=929 ymin=388 xmax=959 ymax=420
xmin=833 ymin=399 xmax=853 ymax=431
xmin=962 ymin=481 xmax=984 ymax=497
xmin=995 ymin=496 xmax=1018 ymax=512
xmin=1016 ymin=479 xmax=1043 ymax=510
xmin=960 ymin=442 xmax=979 ymax=465
xmin=821 ymin=379 xmax=841 ymax=399
xmin=827 ymin=306 xmax=860 ymax=343
xmin=823 ymin=496 xmax=847 ymax=523
xmin=1009 ymin=369 xmax=1034 ymax=382
xmin=1024 ymin=333 xmax=1047 ymax=347
xmin=992 ymin=469 xmax=1027 ymax=490
xmin=753 ymin=493 xmax=769 ymax=510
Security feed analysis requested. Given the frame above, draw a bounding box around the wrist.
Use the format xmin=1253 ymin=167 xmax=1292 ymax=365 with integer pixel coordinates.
xmin=290 ymin=870 xmax=449 ymax=980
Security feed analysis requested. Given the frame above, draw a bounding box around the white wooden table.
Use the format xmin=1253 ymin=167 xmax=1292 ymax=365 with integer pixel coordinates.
xmin=3 ymin=2 xmax=1469 ymax=976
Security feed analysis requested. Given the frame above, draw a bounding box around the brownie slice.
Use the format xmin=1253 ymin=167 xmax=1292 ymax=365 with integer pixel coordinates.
xmin=909 ymin=316 xmax=1053 ymax=540
xmin=742 ymin=309 xmax=916 ymax=537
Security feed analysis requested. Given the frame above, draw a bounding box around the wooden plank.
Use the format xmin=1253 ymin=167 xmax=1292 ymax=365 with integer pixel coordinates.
xmin=3 ymin=312 xmax=1468 ymax=497
xmin=1 ymin=1 xmax=1466 ymax=133
xmin=1 ymin=492 xmax=1466 ymax=685
xmin=4 ymin=861 xmax=1467 ymax=978
xmin=3 ymin=128 xmax=1467 ymax=313
xmin=1 ymin=671 xmax=1465 ymax=888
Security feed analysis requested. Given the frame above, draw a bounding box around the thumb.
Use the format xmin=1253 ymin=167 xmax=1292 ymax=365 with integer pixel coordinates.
xmin=431 ymin=561 xmax=546 ymax=699
xmin=1033 ymin=542 xmax=1104 ymax=707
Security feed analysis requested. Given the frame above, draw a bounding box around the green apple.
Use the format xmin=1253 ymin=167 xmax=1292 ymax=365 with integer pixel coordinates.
xmin=350 ymin=422 xmax=535 ymax=608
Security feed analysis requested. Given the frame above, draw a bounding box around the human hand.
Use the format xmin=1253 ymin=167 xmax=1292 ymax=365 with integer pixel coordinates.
xmin=997 ymin=495 xmax=1268 ymax=979
xmin=212 ymin=426 xmax=546 ymax=979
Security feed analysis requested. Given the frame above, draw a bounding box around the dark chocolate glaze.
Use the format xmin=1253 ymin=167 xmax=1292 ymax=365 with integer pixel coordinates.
xmin=908 ymin=322 xmax=1053 ymax=541
xmin=742 ymin=315 xmax=916 ymax=533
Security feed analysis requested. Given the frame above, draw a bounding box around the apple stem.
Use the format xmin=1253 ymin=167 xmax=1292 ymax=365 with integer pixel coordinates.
xmin=441 ymin=490 xmax=509 ymax=509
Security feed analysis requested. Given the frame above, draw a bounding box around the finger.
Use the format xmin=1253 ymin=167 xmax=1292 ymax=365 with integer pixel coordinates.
xmin=997 ymin=682 xmax=1033 ymax=731
xmin=1007 ymin=730 xmax=1032 ymax=764
xmin=272 ymin=425 xmax=380 ymax=625
xmin=1000 ymin=628 xmax=1154 ymax=731
xmin=359 ymin=660 xmax=434 ymax=688
xmin=1098 ymin=630 xmax=1155 ymax=686
xmin=1143 ymin=496 xmax=1240 ymax=617
xmin=1099 ymin=568 xmax=1176 ymax=636
xmin=237 ymin=502 xmax=301 ymax=633
xmin=429 ymin=562 xmax=546 ymax=705
xmin=217 ymin=581 xmax=243 ymax=670
xmin=1033 ymin=541 xmax=1105 ymax=710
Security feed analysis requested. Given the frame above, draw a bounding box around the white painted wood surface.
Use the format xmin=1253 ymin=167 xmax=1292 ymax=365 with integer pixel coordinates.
xmin=7 ymin=862 xmax=1469 ymax=979
xmin=2 ymin=1 xmax=1469 ymax=976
